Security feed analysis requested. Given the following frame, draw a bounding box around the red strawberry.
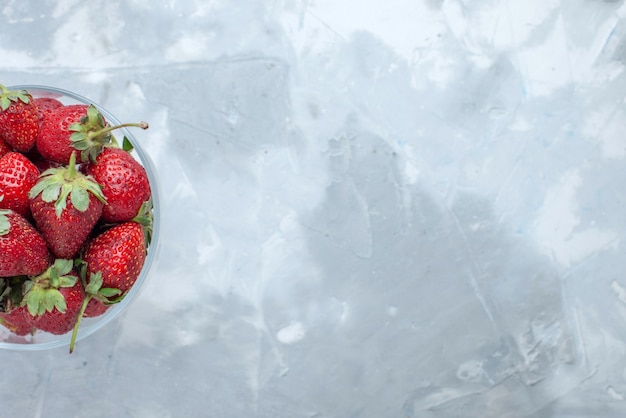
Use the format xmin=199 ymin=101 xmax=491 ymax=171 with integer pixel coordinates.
xmin=29 ymin=153 xmax=106 ymax=259
xmin=0 ymin=276 xmax=35 ymax=336
xmin=87 ymin=146 xmax=151 ymax=222
xmin=70 ymin=220 xmax=149 ymax=352
xmin=0 ymin=85 xmax=39 ymax=152
xmin=84 ymin=221 xmax=147 ymax=293
xmin=38 ymin=102 xmax=150 ymax=165
xmin=0 ymin=152 xmax=39 ymax=217
xmin=78 ymin=269 xmax=123 ymax=320
xmin=37 ymin=104 xmax=109 ymax=164
xmin=83 ymin=202 xmax=152 ymax=312
xmin=33 ymin=97 xmax=63 ymax=123
xmin=0 ymin=209 xmax=50 ymax=276
xmin=82 ymin=295 xmax=110 ymax=318
xmin=0 ymin=305 xmax=35 ymax=336
xmin=22 ymin=259 xmax=84 ymax=335
xmin=33 ymin=281 xmax=85 ymax=335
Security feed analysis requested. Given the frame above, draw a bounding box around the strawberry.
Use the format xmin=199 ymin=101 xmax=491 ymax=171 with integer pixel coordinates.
xmin=32 ymin=97 xmax=63 ymax=124
xmin=0 ymin=152 xmax=40 ymax=216
xmin=82 ymin=290 xmax=111 ymax=317
xmin=25 ymin=98 xmax=65 ymax=172
xmin=87 ymin=144 xmax=151 ymax=223
xmin=83 ymin=221 xmax=148 ymax=294
xmin=29 ymin=153 xmax=106 ymax=259
xmin=80 ymin=269 xmax=123 ymax=319
xmin=33 ymin=282 xmax=85 ymax=335
xmin=83 ymin=201 xmax=152 ymax=309
xmin=0 ymin=209 xmax=50 ymax=277
xmin=22 ymin=259 xmax=84 ymax=335
xmin=0 ymin=85 xmax=39 ymax=152
xmin=0 ymin=276 xmax=35 ymax=336
xmin=36 ymin=103 xmax=148 ymax=165
xmin=37 ymin=104 xmax=107 ymax=164
xmin=0 ymin=305 xmax=35 ymax=336
xmin=70 ymin=218 xmax=149 ymax=352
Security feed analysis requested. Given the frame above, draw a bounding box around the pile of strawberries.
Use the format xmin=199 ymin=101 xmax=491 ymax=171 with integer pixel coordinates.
xmin=0 ymin=84 xmax=153 ymax=353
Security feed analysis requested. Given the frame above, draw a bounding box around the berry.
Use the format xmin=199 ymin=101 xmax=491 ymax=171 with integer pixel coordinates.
xmin=37 ymin=103 xmax=149 ymax=166
xmin=33 ymin=97 xmax=63 ymax=124
xmin=70 ymin=221 xmax=148 ymax=352
xmin=0 ymin=277 xmax=35 ymax=336
xmin=0 ymin=305 xmax=35 ymax=336
xmin=29 ymin=153 xmax=106 ymax=258
xmin=0 ymin=209 xmax=50 ymax=277
xmin=37 ymin=104 xmax=90 ymax=164
xmin=87 ymin=146 xmax=151 ymax=222
xmin=83 ymin=222 xmax=147 ymax=294
xmin=22 ymin=259 xmax=85 ymax=335
xmin=0 ymin=85 xmax=39 ymax=152
xmin=0 ymin=152 xmax=40 ymax=216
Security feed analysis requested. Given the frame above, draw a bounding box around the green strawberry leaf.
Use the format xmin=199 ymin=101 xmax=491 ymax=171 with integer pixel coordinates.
xmin=0 ymin=96 xmax=10 ymax=111
xmin=54 ymin=184 xmax=72 ymax=217
xmin=48 ymin=265 xmax=60 ymax=287
xmin=100 ymin=288 xmax=122 ymax=298
xmin=83 ymin=179 xmax=107 ymax=204
xmin=70 ymin=187 xmax=89 ymax=212
xmin=41 ymin=290 xmax=58 ymax=312
xmin=122 ymin=136 xmax=134 ymax=152
xmin=85 ymin=271 xmax=103 ymax=295
xmin=41 ymin=183 xmax=62 ymax=202
xmin=54 ymin=259 xmax=73 ymax=276
xmin=29 ymin=172 xmax=60 ymax=200
xmin=133 ymin=198 xmax=154 ymax=247
xmin=87 ymin=104 xmax=101 ymax=123
xmin=69 ymin=131 xmax=89 ymax=150
xmin=101 ymin=291 xmax=126 ymax=305
xmin=58 ymin=275 xmax=78 ymax=288
xmin=50 ymin=289 xmax=66 ymax=313
xmin=24 ymin=288 xmax=43 ymax=316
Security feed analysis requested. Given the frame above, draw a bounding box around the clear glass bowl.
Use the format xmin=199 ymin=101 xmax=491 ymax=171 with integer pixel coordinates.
xmin=0 ymin=85 xmax=161 ymax=351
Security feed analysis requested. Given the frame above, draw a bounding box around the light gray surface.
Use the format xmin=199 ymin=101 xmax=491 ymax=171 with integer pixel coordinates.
xmin=2 ymin=0 xmax=626 ymax=417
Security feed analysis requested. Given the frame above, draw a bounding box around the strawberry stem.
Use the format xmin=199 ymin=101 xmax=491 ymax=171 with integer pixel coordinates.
xmin=69 ymin=294 xmax=92 ymax=354
xmin=67 ymin=152 xmax=77 ymax=180
xmin=86 ymin=121 xmax=149 ymax=142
